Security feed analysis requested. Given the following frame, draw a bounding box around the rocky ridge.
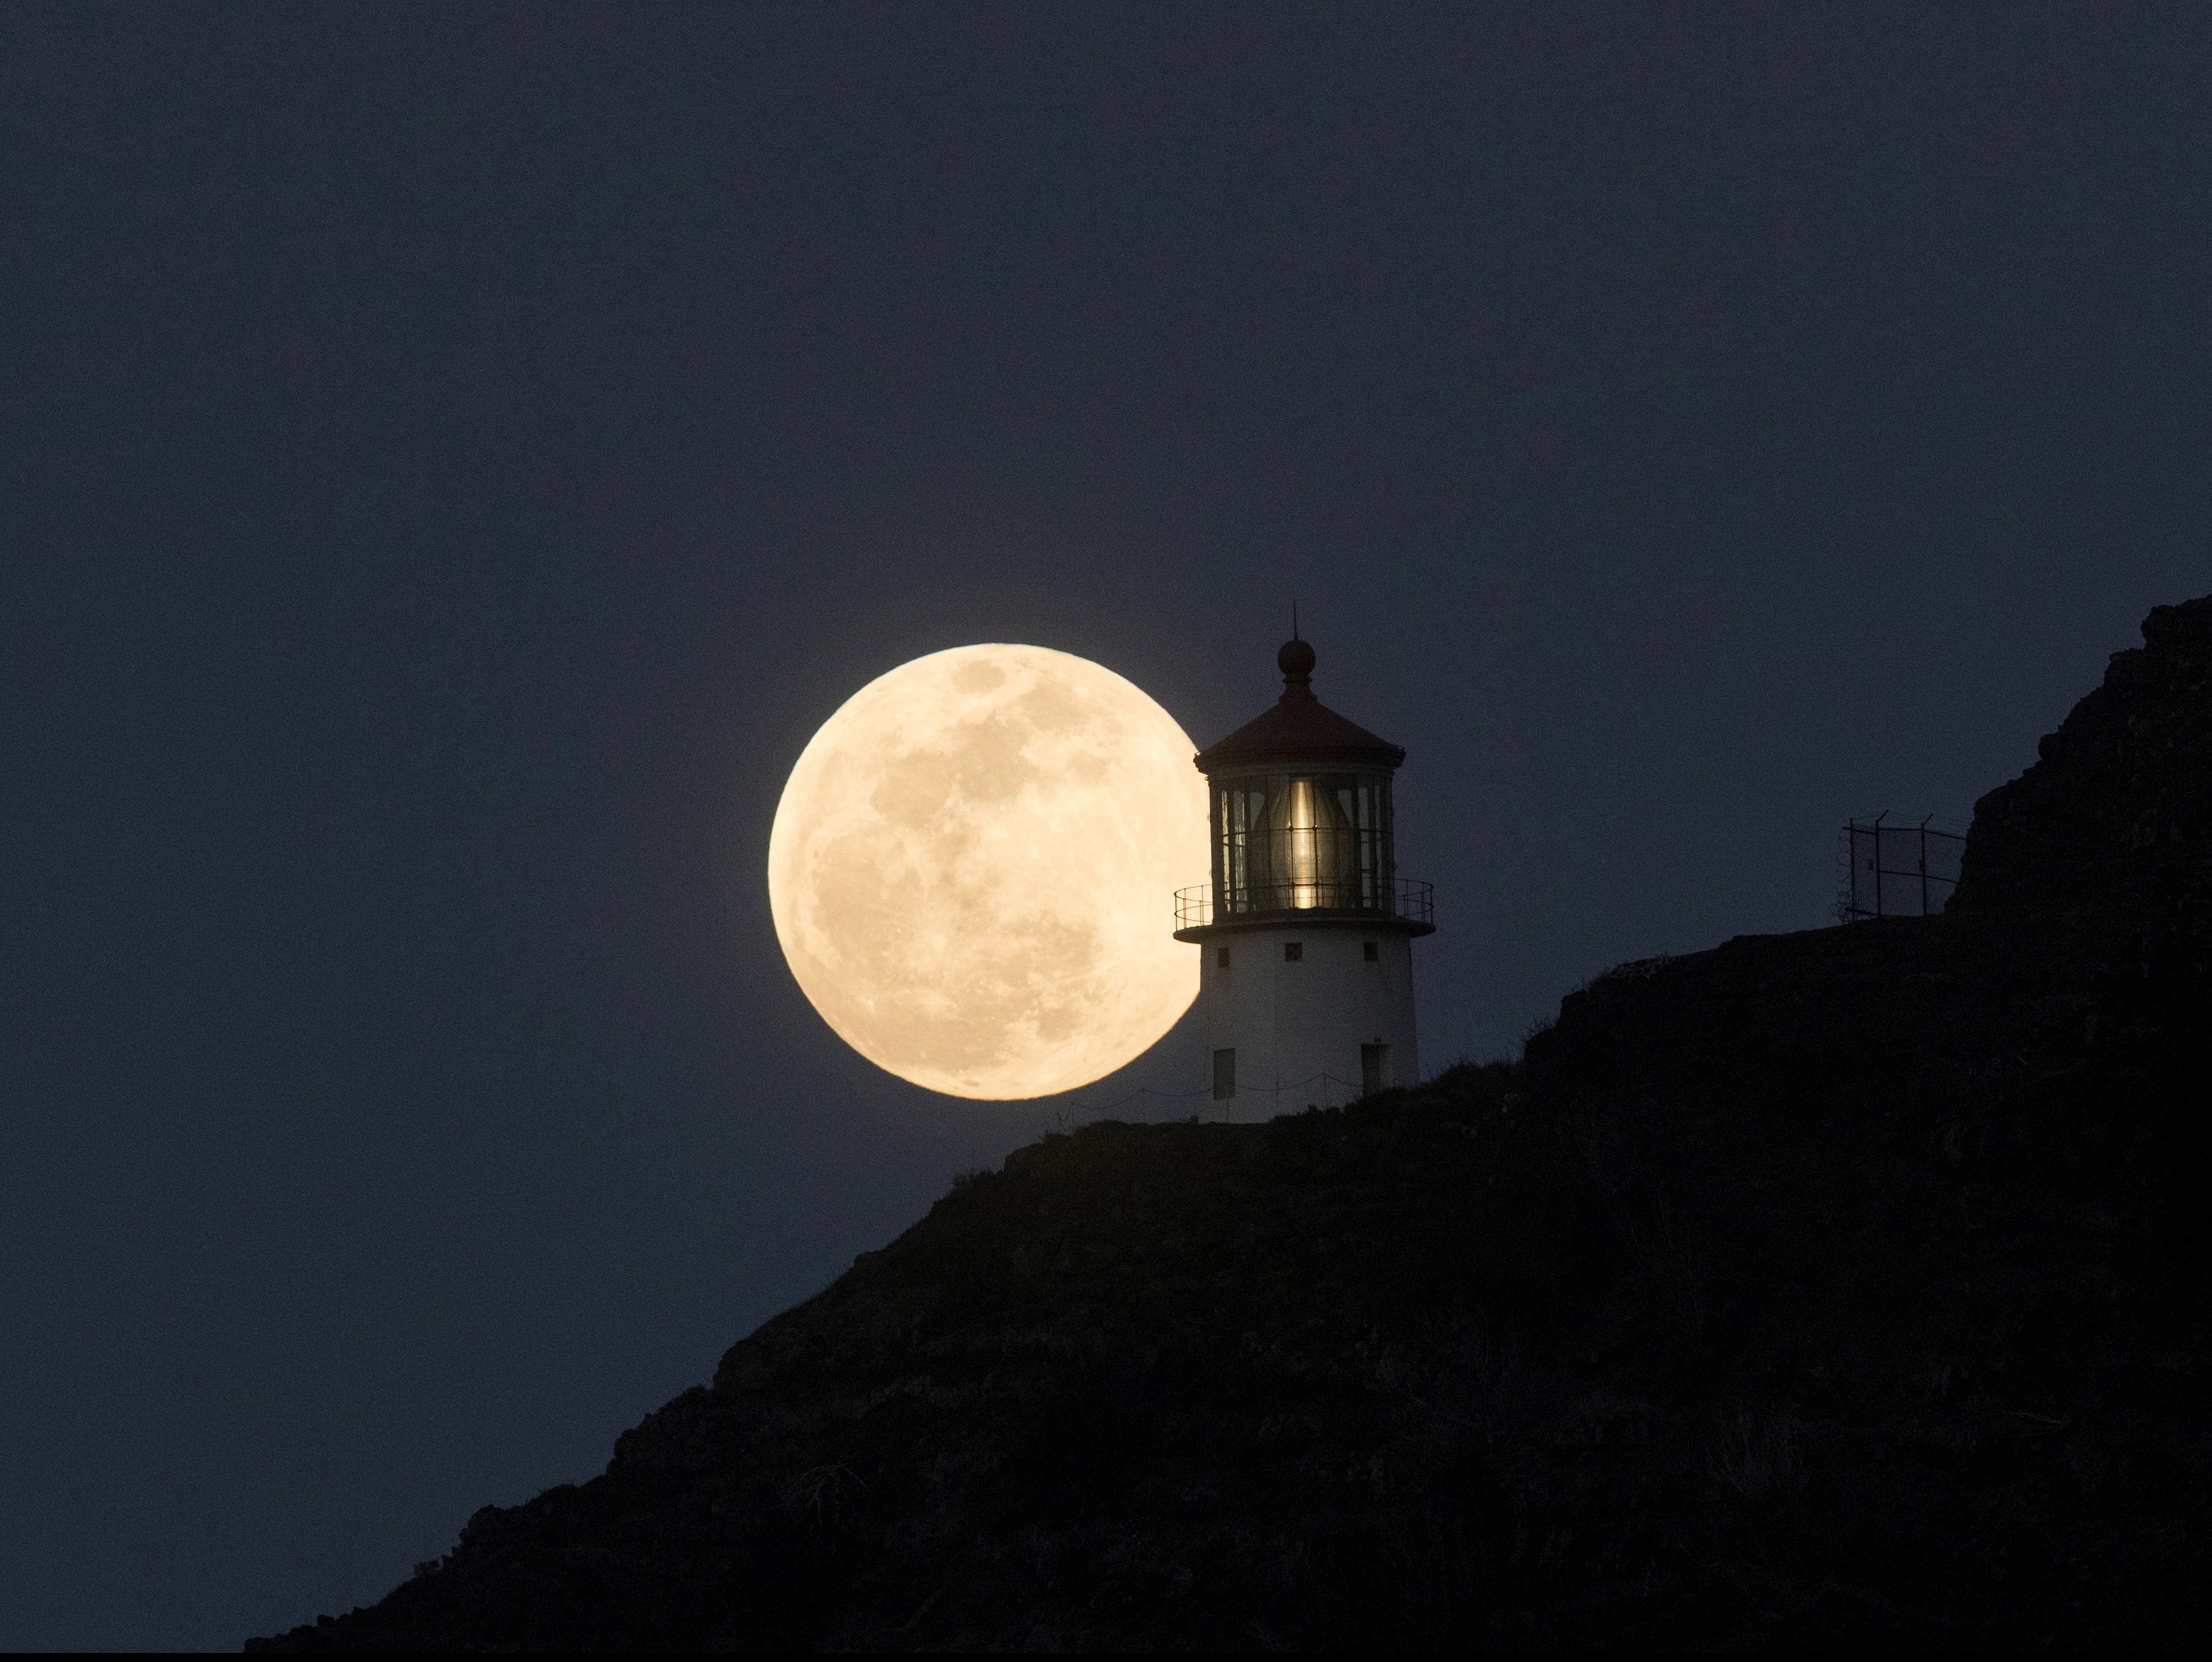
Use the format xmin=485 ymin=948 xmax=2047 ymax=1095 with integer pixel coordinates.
xmin=253 ymin=597 xmax=2212 ymax=1651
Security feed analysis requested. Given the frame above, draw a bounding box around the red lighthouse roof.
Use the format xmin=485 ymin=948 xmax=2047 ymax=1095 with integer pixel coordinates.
xmin=1193 ymin=640 xmax=1406 ymax=773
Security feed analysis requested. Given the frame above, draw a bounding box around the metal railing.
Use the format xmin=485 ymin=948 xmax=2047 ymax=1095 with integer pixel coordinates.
xmin=1175 ymin=877 xmax=1434 ymax=931
xmin=1840 ymin=813 xmax=1964 ymax=921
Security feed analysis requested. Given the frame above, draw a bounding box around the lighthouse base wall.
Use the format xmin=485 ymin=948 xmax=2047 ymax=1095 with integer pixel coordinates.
xmin=1196 ymin=925 xmax=1419 ymax=1122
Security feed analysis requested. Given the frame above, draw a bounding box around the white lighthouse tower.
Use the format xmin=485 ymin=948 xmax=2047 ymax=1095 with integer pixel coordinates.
xmin=1174 ymin=637 xmax=1433 ymax=1119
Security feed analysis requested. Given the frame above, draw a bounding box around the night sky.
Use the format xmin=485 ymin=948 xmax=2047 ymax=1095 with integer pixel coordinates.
xmin=4 ymin=3 xmax=2206 ymax=1647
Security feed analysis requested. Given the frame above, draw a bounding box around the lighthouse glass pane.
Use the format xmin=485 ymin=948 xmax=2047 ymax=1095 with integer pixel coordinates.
xmin=1216 ymin=787 xmax=1265 ymax=914
xmin=1355 ymin=781 xmax=1390 ymax=907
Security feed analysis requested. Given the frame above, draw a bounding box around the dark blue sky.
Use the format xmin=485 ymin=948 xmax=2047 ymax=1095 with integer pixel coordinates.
xmin=4 ymin=3 xmax=2205 ymax=1647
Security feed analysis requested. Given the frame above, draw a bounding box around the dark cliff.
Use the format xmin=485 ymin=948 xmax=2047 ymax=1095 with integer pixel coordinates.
xmin=253 ymin=600 xmax=2212 ymax=1652
xmin=1952 ymin=592 xmax=2212 ymax=949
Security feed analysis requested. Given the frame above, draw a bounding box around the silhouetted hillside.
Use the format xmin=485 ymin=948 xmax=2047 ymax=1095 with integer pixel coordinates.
xmin=253 ymin=599 xmax=2212 ymax=1652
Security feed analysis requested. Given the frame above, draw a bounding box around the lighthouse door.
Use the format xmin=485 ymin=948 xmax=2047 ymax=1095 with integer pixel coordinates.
xmin=1360 ymin=1043 xmax=1387 ymax=1096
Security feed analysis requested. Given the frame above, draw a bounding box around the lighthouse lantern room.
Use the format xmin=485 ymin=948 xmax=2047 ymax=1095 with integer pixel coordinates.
xmin=1174 ymin=637 xmax=1433 ymax=1119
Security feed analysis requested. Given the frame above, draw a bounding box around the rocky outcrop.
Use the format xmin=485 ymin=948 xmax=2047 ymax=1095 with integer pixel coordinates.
xmin=1953 ymin=594 xmax=2212 ymax=949
xmin=250 ymin=597 xmax=2212 ymax=1653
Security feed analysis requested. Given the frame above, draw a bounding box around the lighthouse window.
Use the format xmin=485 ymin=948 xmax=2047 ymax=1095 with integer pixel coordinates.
xmin=1283 ymin=941 xmax=1303 ymax=963
xmin=1363 ymin=941 xmax=1379 ymax=963
xmin=1216 ymin=946 xmax=1231 ymax=969
xmin=1212 ymin=1048 xmax=1236 ymax=1100
xmin=1216 ymin=787 xmax=1263 ymax=913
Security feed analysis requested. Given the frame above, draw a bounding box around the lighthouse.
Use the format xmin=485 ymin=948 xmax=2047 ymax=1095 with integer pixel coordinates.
xmin=1174 ymin=637 xmax=1433 ymax=1119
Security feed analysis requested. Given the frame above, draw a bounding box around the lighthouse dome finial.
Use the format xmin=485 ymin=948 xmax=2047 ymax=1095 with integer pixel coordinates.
xmin=1193 ymin=632 xmax=1404 ymax=770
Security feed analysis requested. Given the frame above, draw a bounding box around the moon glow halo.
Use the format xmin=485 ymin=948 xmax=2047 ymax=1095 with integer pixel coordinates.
xmin=767 ymin=645 xmax=1209 ymax=1099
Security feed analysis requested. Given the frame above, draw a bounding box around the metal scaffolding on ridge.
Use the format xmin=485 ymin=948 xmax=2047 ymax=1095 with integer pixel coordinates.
xmin=1841 ymin=812 xmax=1964 ymax=921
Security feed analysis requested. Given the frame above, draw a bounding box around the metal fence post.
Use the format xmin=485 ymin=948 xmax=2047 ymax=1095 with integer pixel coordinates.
xmin=1872 ymin=810 xmax=1888 ymax=919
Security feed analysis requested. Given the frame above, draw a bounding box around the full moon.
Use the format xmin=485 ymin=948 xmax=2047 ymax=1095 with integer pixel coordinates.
xmin=767 ymin=644 xmax=1209 ymax=1099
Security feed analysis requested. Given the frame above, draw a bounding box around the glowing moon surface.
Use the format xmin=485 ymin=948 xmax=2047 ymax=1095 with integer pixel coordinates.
xmin=768 ymin=644 xmax=1209 ymax=1099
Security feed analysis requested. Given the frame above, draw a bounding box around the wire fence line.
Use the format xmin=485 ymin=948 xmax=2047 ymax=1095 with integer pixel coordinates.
xmin=1051 ymin=1070 xmax=1366 ymax=1129
xmin=1051 ymin=811 xmax=1967 ymax=1136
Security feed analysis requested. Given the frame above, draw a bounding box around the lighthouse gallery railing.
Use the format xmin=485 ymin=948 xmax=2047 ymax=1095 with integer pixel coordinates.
xmin=1175 ymin=877 xmax=1433 ymax=931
